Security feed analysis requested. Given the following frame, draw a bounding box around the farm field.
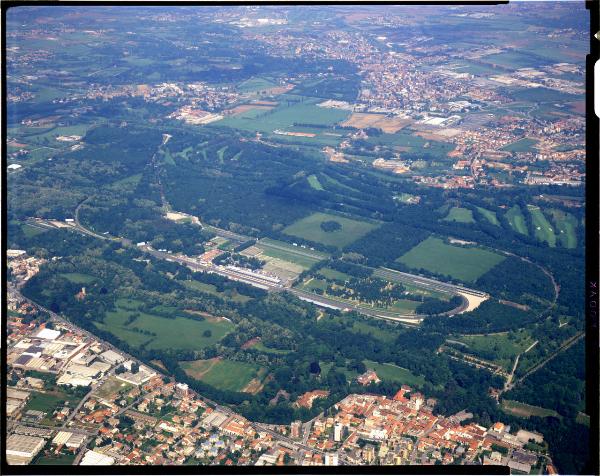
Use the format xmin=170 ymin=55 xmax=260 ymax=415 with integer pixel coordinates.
xmin=363 ymin=360 xmax=425 ymax=388
xmin=501 ymin=399 xmax=560 ymax=419
xmin=95 ymin=298 xmax=234 ymax=351
xmin=450 ymin=331 xmax=534 ymax=371
xmin=180 ymin=358 xmax=262 ymax=392
xmin=397 ymin=237 xmax=505 ymax=282
xmin=548 ymin=209 xmax=578 ymax=248
xmin=283 ymin=212 xmax=379 ymax=249
xmin=476 ymin=206 xmax=500 ymax=226
xmin=506 ymin=204 xmax=528 ymax=235
xmin=527 ymin=205 xmax=556 ymax=247
xmin=442 ymin=207 xmax=475 ymax=224
xmin=500 ymin=137 xmax=539 ymax=153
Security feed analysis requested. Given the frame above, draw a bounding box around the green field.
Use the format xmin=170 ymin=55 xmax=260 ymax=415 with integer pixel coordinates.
xmin=442 ymin=207 xmax=475 ymax=224
xmin=251 ymin=341 xmax=293 ymax=355
xmin=215 ymin=97 xmax=350 ymax=135
xmin=500 ymin=138 xmax=539 ymax=153
xmin=506 ymin=205 xmax=528 ymax=235
xmin=307 ymin=174 xmax=324 ymax=190
xmin=397 ymin=237 xmax=505 ymax=282
xmin=180 ymin=359 xmax=261 ymax=392
xmin=527 ymin=205 xmax=556 ymax=247
xmin=22 ymin=223 xmax=48 ymax=238
xmin=183 ymin=280 xmax=252 ymax=303
xmin=24 ymin=391 xmax=68 ymax=414
xmin=95 ymin=299 xmax=234 ymax=351
xmin=237 ymin=77 xmax=278 ymax=93
xmin=317 ymin=267 xmax=353 ymax=282
xmin=548 ymin=209 xmax=578 ymax=249
xmin=59 ymin=272 xmax=97 ymax=284
xmin=501 ymin=399 xmax=560 ymax=419
xmin=283 ymin=212 xmax=379 ymax=249
xmin=451 ymin=331 xmax=534 ymax=371
xmin=35 ymin=453 xmax=76 ymax=465
xmin=363 ymin=360 xmax=425 ymax=388
xmin=476 ymin=207 xmax=500 ymax=226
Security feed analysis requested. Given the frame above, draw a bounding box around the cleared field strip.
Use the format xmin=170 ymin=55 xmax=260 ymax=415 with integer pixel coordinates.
xmin=501 ymin=399 xmax=559 ymax=418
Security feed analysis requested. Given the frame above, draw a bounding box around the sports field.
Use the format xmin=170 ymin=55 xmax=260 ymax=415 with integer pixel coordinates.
xmin=180 ymin=358 xmax=262 ymax=392
xmin=95 ymin=299 xmax=234 ymax=351
xmin=363 ymin=360 xmax=425 ymax=388
xmin=283 ymin=212 xmax=379 ymax=248
xmin=548 ymin=209 xmax=578 ymax=249
xmin=397 ymin=237 xmax=505 ymax=282
xmin=506 ymin=205 xmax=528 ymax=235
xmin=442 ymin=207 xmax=475 ymax=223
xmin=527 ymin=205 xmax=556 ymax=247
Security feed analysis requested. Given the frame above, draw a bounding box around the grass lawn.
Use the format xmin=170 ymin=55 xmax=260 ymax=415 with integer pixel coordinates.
xmin=183 ymin=280 xmax=252 ymax=303
xmin=237 ymin=77 xmax=277 ymax=93
xmin=215 ymin=97 xmax=350 ymax=134
xmin=181 ymin=359 xmax=261 ymax=392
xmin=442 ymin=207 xmax=475 ymax=224
xmin=59 ymin=272 xmax=97 ymax=284
xmin=35 ymin=453 xmax=76 ymax=465
xmin=501 ymin=399 xmax=560 ymax=419
xmin=95 ymin=299 xmax=234 ymax=351
xmin=24 ymin=391 xmax=68 ymax=414
xmin=317 ymin=267 xmax=353 ymax=282
xmin=500 ymin=138 xmax=539 ymax=153
xmin=506 ymin=205 xmax=528 ymax=235
xmin=548 ymin=209 xmax=578 ymax=249
xmin=527 ymin=205 xmax=556 ymax=247
xmin=257 ymin=239 xmax=327 ymax=269
xmin=397 ymin=237 xmax=505 ymax=282
xmin=350 ymin=321 xmax=398 ymax=343
xmin=95 ymin=376 xmax=134 ymax=400
xmin=476 ymin=206 xmax=500 ymax=226
xmin=363 ymin=360 xmax=425 ymax=388
xmin=307 ymin=174 xmax=324 ymax=191
xmin=451 ymin=331 xmax=534 ymax=371
xmin=283 ymin=212 xmax=379 ymax=249
xmin=22 ymin=223 xmax=48 ymax=238
xmin=251 ymin=341 xmax=292 ymax=355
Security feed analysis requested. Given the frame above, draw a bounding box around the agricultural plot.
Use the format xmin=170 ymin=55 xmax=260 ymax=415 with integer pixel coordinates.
xmin=95 ymin=299 xmax=234 ymax=351
xmin=476 ymin=206 xmax=500 ymax=226
xmin=180 ymin=358 xmax=262 ymax=393
xmin=397 ymin=237 xmax=505 ymax=282
xmin=283 ymin=212 xmax=379 ymax=249
xmin=506 ymin=205 xmax=528 ymax=235
xmin=363 ymin=360 xmax=425 ymax=388
xmin=527 ymin=205 xmax=556 ymax=247
xmin=548 ymin=209 xmax=578 ymax=249
xmin=442 ymin=207 xmax=475 ymax=224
